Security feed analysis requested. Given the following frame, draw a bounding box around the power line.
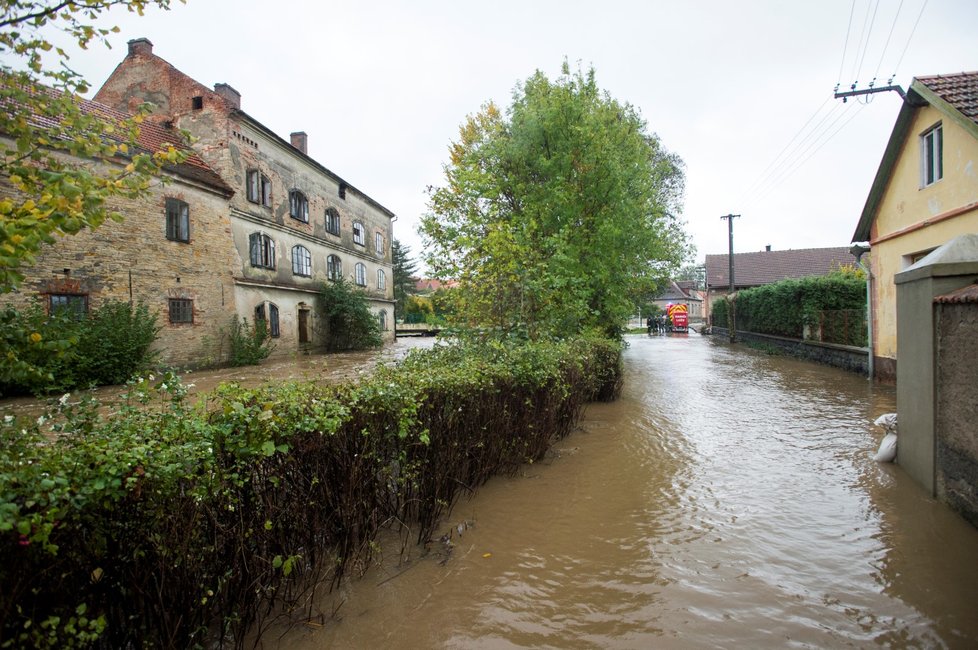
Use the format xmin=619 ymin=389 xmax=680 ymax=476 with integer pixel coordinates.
xmin=853 ymin=0 xmax=882 ymax=88
xmin=837 ymin=0 xmax=858 ymax=85
xmin=871 ymin=0 xmax=905 ymax=86
xmin=891 ymin=0 xmax=928 ymax=81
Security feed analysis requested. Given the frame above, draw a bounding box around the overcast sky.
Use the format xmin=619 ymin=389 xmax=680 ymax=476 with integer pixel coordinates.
xmin=29 ymin=0 xmax=978 ymax=269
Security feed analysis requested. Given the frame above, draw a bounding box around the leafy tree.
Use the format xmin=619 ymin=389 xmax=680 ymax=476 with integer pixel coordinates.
xmin=1 ymin=0 xmax=186 ymax=384
xmin=391 ymin=237 xmax=418 ymax=318
xmin=420 ymin=62 xmax=689 ymax=340
xmin=319 ymin=277 xmax=382 ymax=351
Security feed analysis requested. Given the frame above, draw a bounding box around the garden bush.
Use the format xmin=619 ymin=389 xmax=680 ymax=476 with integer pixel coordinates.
xmin=0 ymin=300 xmax=159 ymax=396
xmin=0 ymin=336 xmax=621 ymax=649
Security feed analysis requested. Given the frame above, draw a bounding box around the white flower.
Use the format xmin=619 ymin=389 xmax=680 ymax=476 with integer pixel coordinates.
xmin=160 ymin=383 xmax=168 ymax=392
xmin=59 ymin=393 xmax=71 ymax=406
xmin=148 ymin=373 xmax=156 ymax=381
xmin=3 ymin=415 xmax=13 ymax=425
xmin=36 ymin=415 xmax=46 ymax=426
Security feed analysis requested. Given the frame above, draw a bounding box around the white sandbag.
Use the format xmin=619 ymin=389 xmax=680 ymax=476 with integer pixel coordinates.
xmin=874 ymin=413 xmax=898 ymax=432
xmin=874 ymin=432 xmax=898 ymax=462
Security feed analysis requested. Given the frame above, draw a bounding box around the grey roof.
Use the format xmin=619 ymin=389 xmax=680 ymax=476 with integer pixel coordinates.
xmin=705 ymin=247 xmax=852 ymax=290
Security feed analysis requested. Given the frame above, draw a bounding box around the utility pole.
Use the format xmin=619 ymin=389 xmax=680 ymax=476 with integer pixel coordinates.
xmin=720 ymin=214 xmax=740 ymax=343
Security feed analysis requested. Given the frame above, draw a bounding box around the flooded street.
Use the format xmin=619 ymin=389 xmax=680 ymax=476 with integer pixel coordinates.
xmin=280 ymin=333 xmax=978 ymax=649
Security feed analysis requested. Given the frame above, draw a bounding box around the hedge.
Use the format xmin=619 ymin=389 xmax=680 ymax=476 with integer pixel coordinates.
xmin=0 ymin=336 xmax=621 ymax=649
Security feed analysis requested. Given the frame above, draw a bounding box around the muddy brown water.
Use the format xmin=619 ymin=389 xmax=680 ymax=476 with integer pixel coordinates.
xmin=271 ymin=333 xmax=978 ymax=649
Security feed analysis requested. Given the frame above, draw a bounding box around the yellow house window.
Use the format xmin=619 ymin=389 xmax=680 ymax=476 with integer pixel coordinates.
xmin=920 ymin=123 xmax=942 ymax=187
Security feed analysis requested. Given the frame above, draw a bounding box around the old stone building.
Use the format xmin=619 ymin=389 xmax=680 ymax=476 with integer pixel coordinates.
xmin=94 ymin=38 xmax=397 ymax=353
xmin=0 ymin=94 xmax=237 ymax=369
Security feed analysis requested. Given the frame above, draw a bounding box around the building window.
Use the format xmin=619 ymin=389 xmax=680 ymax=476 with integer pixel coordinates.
xmin=269 ymin=303 xmax=280 ymax=337
xmin=355 ymin=262 xmax=366 ymax=286
xmin=377 ymin=268 xmax=386 ymax=290
xmin=375 ymin=231 xmax=384 ymax=255
xmin=255 ymin=302 xmax=280 ymax=337
xmin=325 ymin=207 xmax=341 ymax=236
xmin=379 ymin=309 xmax=388 ymax=331
xmin=921 ymin=123 xmax=943 ymax=187
xmin=352 ymin=221 xmax=365 ymax=246
xmin=249 ymin=232 xmax=275 ymax=269
xmin=247 ymin=169 xmax=272 ymax=207
xmin=292 ymin=245 xmax=312 ymax=277
xmin=326 ymin=254 xmax=342 ymax=281
xmin=339 ymin=182 xmax=347 ymax=200
xmin=168 ymin=298 xmax=193 ymax=324
xmin=289 ymin=190 xmax=309 ymax=223
xmin=49 ymin=294 xmax=87 ymax=319
xmin=165 ymin=198 xmax=190 ymax=243
xmin=192 ymin=96 xmax=203 ymax=110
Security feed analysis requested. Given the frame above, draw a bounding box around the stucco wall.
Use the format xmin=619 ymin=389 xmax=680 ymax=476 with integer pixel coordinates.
xmin=868 ymin=103 xmax=978 ymax=378
xmin=936 ymin=301 xmax=978 ymax=528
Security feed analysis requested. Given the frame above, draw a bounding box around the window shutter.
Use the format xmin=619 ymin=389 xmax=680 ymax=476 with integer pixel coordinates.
xmin=250 ymin=233 xmax=260 ymax=266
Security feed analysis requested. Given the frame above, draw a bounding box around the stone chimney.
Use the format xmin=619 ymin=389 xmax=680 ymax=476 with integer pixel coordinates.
xmin=765 ymin=244 xmax=771 ymax=252
xmin=128 ymin=38 xmax=153 ymax=57
xmin=213 ymin=83 xmax=241 ymax=110
xmin=290 ymin=131 xmax=308 ymax=154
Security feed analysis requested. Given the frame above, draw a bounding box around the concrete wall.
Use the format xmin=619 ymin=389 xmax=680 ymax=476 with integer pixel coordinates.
xmin=936 ymin=300 xmax=978 ymax=527
xmin=709 ymin=328 xmax=868 ymax=374
xmin=867 ymin=103 xmax=978 ymax=381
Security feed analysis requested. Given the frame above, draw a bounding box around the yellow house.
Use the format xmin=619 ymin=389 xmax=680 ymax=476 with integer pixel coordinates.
xmin=852 ymin=71 xmax=978 ymax=383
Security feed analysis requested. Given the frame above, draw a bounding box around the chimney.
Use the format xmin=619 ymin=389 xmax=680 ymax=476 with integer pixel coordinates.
xmin=213 ymin=83 xmax=241 ymax=110
xmin=290 ymin=131 xmax=308 ymax=154
xmin=765 ymin=245 xmax=771 ymax=252
xmin=128 ymin=38 xmax=153 ymax=57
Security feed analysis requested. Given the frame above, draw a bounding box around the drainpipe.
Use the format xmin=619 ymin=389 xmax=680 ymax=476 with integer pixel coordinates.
xmin=850 ymin=243 xmax=873 ymax=381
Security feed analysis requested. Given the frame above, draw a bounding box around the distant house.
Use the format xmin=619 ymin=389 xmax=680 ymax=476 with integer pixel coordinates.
xmin=414 ymin=278 xmax=458 ymax=294
xmin=652 ymin=280 xmax=704 ymax=320
xmin=704 ymin=246 xmax=852 ymax=322
xmin=851 ymin=71 xmax=978 ymax=383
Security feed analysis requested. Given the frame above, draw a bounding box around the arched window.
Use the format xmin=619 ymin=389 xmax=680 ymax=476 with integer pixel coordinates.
xmin=379 ymin=309 xmax=388 ymax=331
xmin=327 ymin=254 xmax=342 ymax=281
xmin=292 ymin=245 xmax=312 ymax=277
xmin=255 ymin=302 xmax=280 ymax=338
xmin=289 ymin=190 xmax=309 ymax=223
xmin=354 ymin=262 xmax=367 ymax=286
xmin=352 ymin=221 xmax=365 ymax=245
xmin=246 ymin=169 xmax=271 ymax=207
xmin=249 ymin=232 xmax=275 ymax=269
xmin=377 ymin=268 xmax=386 ymax=290
xmin=325 ymin=207 xmax=340 ymax=235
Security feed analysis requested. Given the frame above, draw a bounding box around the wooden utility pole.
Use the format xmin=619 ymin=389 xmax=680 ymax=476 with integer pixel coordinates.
xmin=720 ymin=214 xmax=740 ymax=343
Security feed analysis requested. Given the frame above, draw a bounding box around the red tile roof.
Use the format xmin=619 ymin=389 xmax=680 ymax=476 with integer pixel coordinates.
xmin=935 ymin=283 xmax=978 ymax=304
xmin=705 ymin=247 xmax=852 ymax=290
xmin=916 ymin=71 xmax=978 ymax=126
xmin=2 ymin=79 xmax=231 ymax=194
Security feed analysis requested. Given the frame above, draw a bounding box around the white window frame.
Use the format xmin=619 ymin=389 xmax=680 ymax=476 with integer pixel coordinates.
xmin=375 ymin=231 xmax=384 ymax=255
xmin=325 ymin=207 xmax=341 ymax=236
xmin=355 ymin=262 xmax=367 ymax=286
xmin=352 ymin=221 xmax=365 ymax=246
xmin=920 ymin=123 xmax=943 ymax=187
xmin=289 ymin=189 xmax=309 ymax=223
xmin=165 ymin=197 xmax=190 ymax=243
xmin=249 ymin=232 xmax=275 ymax=269
xmin=247 ymin=169 xmax=272 ymax=207
xmin=327 ymin=254 xmax=342 ymax=281
xmin=377 ymin=268 xmax=386 ymax=290
xmin=292 ymin=245 xmax=312 ymax=277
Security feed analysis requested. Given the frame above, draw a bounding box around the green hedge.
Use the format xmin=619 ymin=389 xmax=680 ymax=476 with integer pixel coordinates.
xmin=0 ymin=336 xmax=622 ymax=649
xmin=712 ymin=272 xmax=865 ymax=344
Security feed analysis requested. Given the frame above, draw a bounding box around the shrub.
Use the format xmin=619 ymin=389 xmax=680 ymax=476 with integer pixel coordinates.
xmin=0 ymin=300 xmax=159 ymax=396
xmin=320 ymin=277 xmax=383 ymax=351
xmin=0 ymin=336 xmax=622 ymax=648
xmin=226 ymin=316 xmax=273 ymax=367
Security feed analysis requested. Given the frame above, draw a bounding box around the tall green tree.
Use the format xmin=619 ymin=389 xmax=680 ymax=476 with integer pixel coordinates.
xmin=421 ymin=62 xmax=689 ymax=340
xmin=391 ymin=237 xmax=418 ymax=317
xmin=1 ymin=0 xmax=186 ymax=293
